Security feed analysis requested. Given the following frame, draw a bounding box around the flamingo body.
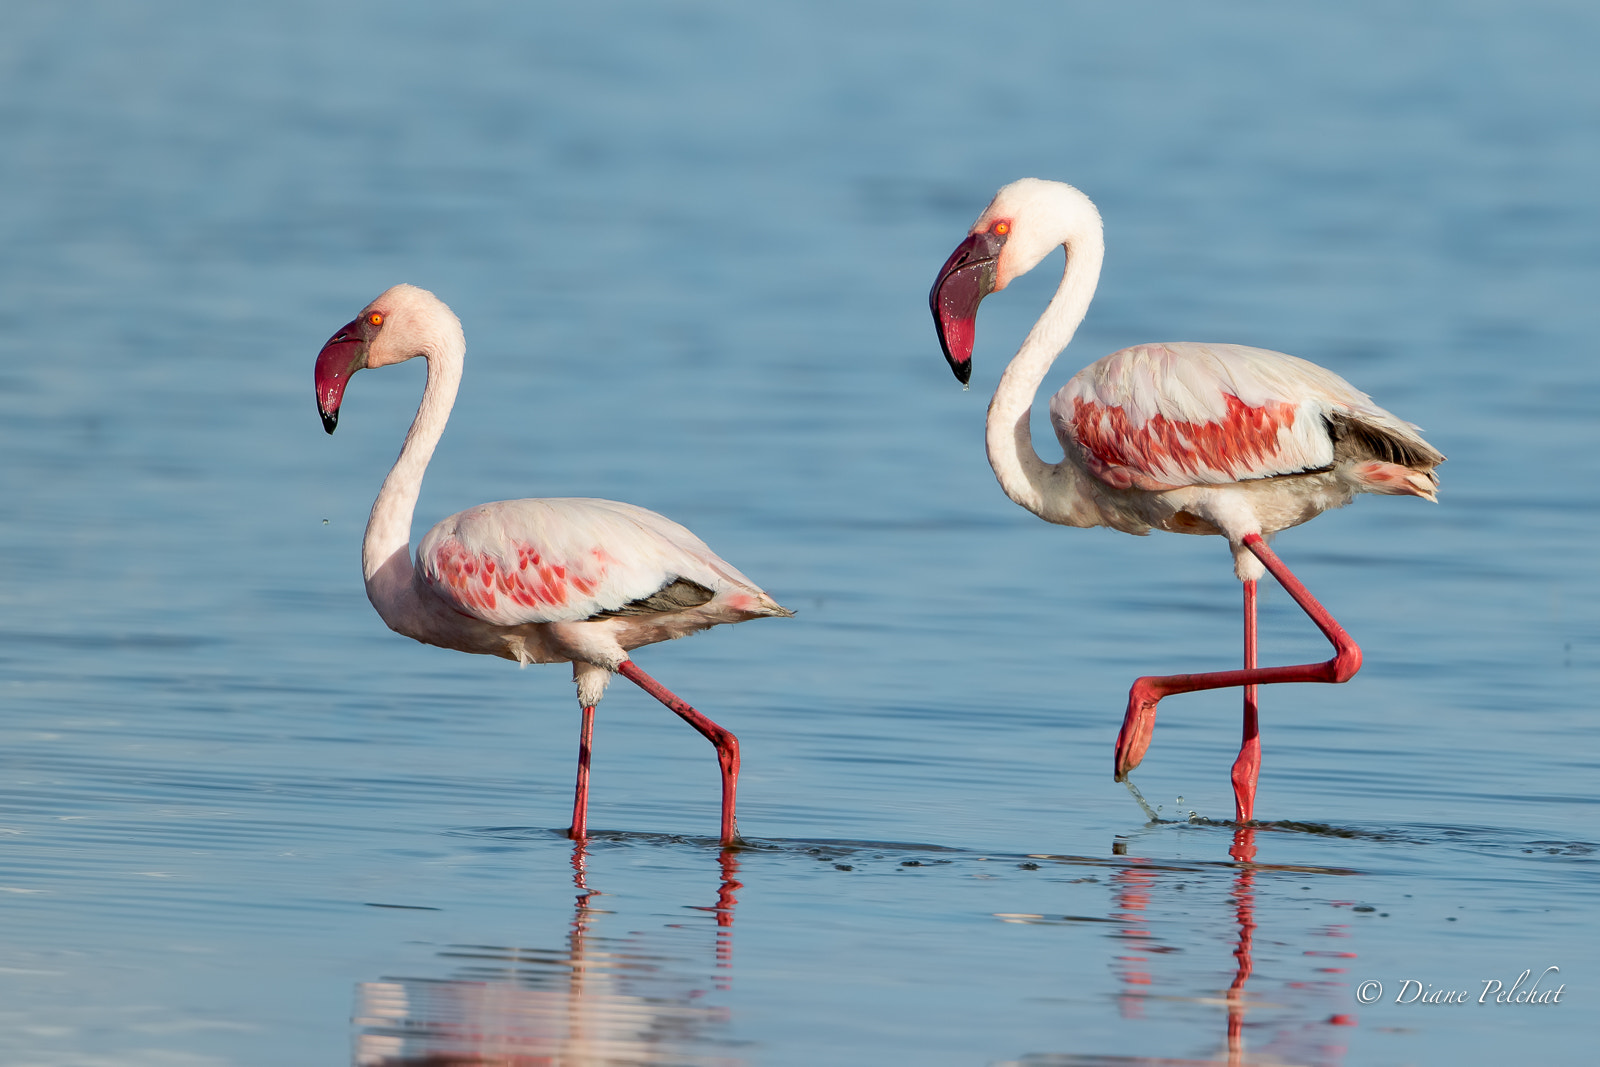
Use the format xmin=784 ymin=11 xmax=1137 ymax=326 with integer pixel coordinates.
xmin=315 ymin=285 xmax=789 ymax=844
xmin=930 ymin=179 xmax=1443 ymax=822
xmin=1049 ymin=341 xmax=1440 ymax=540
xmin=414 ymin=497 xmax=776 ymax=656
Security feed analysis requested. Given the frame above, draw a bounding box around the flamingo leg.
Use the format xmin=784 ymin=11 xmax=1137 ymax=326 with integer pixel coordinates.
xmin=616 ymin=660 xmax=741 ymax=845
xmin=1232 ymin=580 xmax=1261 ymax=822
xmin=568 ymin=704 xmax=596 ymax=840
xmin=1112 ymin=533 xmax=1362 ymax=814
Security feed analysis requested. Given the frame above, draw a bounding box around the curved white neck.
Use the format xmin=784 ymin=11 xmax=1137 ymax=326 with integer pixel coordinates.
xmin=985 ymin=233 xmax=1103 ymax=526
xmin=362 ymin=347 xmax=462 ymax=592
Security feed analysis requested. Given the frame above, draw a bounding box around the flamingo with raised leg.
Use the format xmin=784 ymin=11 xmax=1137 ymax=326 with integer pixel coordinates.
xmin=314 ymin=284 xmax=792 ymax=845
xmin=929 ymin=179 xmax=1443 ymax=822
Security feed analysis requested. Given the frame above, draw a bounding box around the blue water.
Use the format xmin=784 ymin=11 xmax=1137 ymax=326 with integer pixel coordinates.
xmin=2 ymin=1 xmax=1597 ymax=1063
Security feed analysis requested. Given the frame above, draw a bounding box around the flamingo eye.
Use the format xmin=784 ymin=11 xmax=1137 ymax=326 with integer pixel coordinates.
xmin=367 ymin=312 xmax=384 ymax=327
xmin=992 ymin=221 xmax=1010 ymax=236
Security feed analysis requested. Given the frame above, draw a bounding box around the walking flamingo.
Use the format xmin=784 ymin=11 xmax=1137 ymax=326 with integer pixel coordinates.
xmin=314 ymin=284 xmax=791 ymax=845
xmin=928 ymin=179 xmax=1443 ymax=822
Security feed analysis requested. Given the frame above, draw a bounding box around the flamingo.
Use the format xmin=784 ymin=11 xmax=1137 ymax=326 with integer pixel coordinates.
xmin=928 ymin=179 xmax=1443 ymax=822
xmin=313 ymin=284 xmax=791 ymax=845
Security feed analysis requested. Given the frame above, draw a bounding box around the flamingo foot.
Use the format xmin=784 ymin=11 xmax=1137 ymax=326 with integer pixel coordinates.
xmin=1114 ymin=678 xmax=1162 ymax=780
xmin=617 ymin=660 xmax=741 ymax=846
xmin=1230 ymin=736 xmax=1260 ymax=823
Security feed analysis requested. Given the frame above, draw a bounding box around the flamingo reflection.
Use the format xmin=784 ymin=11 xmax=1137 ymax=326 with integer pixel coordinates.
xmin=1102 ymin=827 xmax=1353 ymax=1067
xmin=354 ymin=843 xmax=746 ymax=1066
xmin=1012 ymin=827 xmax=1354 ymax=1066
xmin=1225 ymin=828 xmax=1257 ymax=1063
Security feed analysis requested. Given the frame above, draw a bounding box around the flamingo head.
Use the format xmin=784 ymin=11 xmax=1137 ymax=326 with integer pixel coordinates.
xmin=929 ymin=178 xmax=1101 ymax=383
xmin=314 ymin=284 xmax=461 ymax=434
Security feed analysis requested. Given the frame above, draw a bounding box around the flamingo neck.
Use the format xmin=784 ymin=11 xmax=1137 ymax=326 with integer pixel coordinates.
xmin=985 ymin=232 xmax=1104 ymax=525
xmin=362 ymin=344 xmax=462 ymax=603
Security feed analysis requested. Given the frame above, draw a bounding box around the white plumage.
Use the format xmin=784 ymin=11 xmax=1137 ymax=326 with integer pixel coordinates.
xmin=1050 ymin=341 xmax=1436 ymax=491
xmin=416 ymin=497 xmax=770 ymax=633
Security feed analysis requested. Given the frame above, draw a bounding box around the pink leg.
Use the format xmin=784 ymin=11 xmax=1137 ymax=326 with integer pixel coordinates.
xmin=616 ymin=660 xmax=741 ymax=845
xmin=1113 ymin=534 xmax=1362 ymax=813
xmin=1231 ymin=580 xmax=1261 ymax=822
xmin=568 ymin=704 xmax=596 ymax=841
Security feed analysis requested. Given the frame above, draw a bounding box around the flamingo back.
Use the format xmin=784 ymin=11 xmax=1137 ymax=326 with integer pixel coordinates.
xmin=416 ymin=497 xmax=756 ymax=627
xmin=1049 ymin=343 xmax=1432 ymax=491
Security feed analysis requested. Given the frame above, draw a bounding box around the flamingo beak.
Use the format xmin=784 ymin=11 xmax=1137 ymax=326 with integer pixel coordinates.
xmin=314 ymin=316 xmax=374 ymax=434
xmin=929 ymin=230 xmax=1005 ymax=385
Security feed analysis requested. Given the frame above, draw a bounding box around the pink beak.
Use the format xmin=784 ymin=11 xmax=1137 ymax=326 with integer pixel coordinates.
xmin=929 ymin=230 xmax=1006 ymax=385
xmin=314 ymin=315 xmax=375 ymax=433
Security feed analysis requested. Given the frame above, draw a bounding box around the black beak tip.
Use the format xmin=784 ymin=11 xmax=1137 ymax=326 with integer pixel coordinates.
xmin=320 ymin=409 xmax=339 ymax=434
xmin=950 ymin=359 xmax=972 ymax=386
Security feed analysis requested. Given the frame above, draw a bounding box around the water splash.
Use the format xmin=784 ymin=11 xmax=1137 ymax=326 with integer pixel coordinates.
xmin=1122 ymin=778 xmax=1159 ymax=822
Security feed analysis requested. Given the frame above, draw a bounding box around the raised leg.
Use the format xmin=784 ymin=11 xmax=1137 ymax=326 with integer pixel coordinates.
xmin=1113 ymin=534 xmax=1362 ymax=813
xmin=568 ymin=704 xmax=596 ymax=840
xmin=617 ymin=660 xmax=741 ymax=845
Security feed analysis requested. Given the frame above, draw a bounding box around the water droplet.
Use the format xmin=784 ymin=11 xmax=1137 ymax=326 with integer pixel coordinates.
xmin=322 ymin=518 xmax=330 ymax=525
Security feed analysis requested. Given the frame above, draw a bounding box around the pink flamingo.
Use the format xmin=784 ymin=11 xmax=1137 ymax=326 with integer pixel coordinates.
xmin=929 ymin=179 xmax=1443 ymax=822
xmin=314 ymin=284 xmax=791 ymax=845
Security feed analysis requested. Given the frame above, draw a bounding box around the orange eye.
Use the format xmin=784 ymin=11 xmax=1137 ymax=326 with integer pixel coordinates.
xmin=993 ymin=221 xmax=1010 ymax=236
xmin=367 ymin=312 xmax=384 ymax=327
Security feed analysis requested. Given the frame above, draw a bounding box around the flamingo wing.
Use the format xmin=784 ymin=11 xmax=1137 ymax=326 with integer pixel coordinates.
xmin=1049 ymin=343 xmax=1434 ymax=491
xmin=416 ymin=497 xmax=741 ymax=627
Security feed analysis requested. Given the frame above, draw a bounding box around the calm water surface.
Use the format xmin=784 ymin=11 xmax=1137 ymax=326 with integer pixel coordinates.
xmin=2 ymin=2 xmax=1597 ymax=1063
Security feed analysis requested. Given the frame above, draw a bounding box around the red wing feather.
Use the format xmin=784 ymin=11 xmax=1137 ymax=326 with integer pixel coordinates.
xmin=1052 ymin=344 xmax=1361 ymax=489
